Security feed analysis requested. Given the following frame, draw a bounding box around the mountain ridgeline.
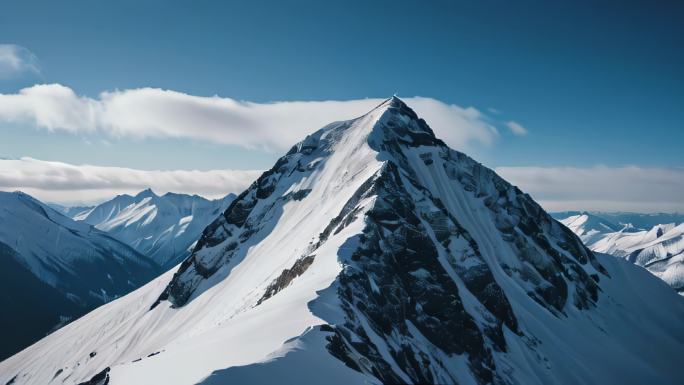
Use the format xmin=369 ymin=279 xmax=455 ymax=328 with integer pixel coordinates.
xmin=1 ymin=98 xmax=682 ymax=385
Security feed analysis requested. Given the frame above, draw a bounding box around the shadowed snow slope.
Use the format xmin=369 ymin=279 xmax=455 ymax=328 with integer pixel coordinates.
xmin=74 ymin=190 xmax=235 ymax=269
xmin=0 ymin=191 xmax=160 ymax=360
xmin=2 ymin=98 xmax=683 ymax=385
xmin=558 ymin=212 xmax=684 ymax=294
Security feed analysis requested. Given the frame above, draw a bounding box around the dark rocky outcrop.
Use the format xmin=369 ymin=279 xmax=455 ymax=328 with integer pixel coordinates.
xmin=258 ymin=255 xmax=316 ymax=305
xmin=77 ymin=367 xmax=110 ymax=385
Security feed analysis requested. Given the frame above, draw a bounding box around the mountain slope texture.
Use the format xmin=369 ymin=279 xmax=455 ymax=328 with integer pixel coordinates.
xmin=559 ymin=212 xmax=684 ymax=294
xmin=75 ymin=191 xmax=234 ymax=269
xmin=1 ymin=98 xmax=682 ymax=385
xmin=0 ymin=191 xmax=160 ymax=360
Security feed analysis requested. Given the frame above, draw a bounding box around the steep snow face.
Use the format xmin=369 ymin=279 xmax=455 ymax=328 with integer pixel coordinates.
xmin=559 ymin=213 xmax=684 ymax=293
xmin=2 ymin=98 xmax=683 ymax=385
xmin=76 ymin=190 xmax=234 ymax=269
xmin=0 ymin=191 xmax=160 ymax=359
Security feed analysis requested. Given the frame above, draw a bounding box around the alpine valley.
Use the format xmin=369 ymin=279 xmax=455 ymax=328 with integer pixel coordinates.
xmin=1 ymin=98 xmax=683 ymax=385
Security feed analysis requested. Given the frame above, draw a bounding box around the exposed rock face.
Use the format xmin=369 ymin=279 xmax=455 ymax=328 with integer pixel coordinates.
xmin=258 ymin=255 xmax=315 ymax=305
xmin=156 ymin=98 xmax=611 ymax=384
xmin=77 ymin=367 xmax=109 ymax=385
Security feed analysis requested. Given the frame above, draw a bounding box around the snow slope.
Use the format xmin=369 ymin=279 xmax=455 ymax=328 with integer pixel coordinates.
xmin=0 ymin=191 xmax=160 ymax=359
xmin=75 ymin=190 xmax=234 ymax=269
xmin=559 ymin=213 xmax=684 ymax=293
xmin=2 ymin=98 xmax=683 ymax=385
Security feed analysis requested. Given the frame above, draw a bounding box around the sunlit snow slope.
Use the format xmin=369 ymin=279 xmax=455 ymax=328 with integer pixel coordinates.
xmin=0 ymin=191 xmax=160 ymax=360
xmin=559 ymin=212 xmax=684 ymax=293
xmin=75 ymin=190 xmax=234 ymax=269
xmin=2 ymin=98 xmax=683 ymax=385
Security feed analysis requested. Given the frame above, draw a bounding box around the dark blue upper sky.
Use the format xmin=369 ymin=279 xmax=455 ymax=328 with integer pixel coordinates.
xmin=1 ymin=0 xmax=682 ymax=169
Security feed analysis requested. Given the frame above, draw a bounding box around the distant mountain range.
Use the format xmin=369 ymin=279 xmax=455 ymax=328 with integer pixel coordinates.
xmin=54 ymin=190 xmax=235 ymax=269
xmin=553 ymin=211 xmax=684 ymax=294
xmin=0 ymin=191 xmax=161 ymax=360
xmin=0 ymin=189 xmax=235 ymax=360
xmin=552 ymin=211 xmax=684 ymax=232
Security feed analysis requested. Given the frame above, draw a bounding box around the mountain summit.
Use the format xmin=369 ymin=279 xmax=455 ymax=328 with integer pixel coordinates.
xmin=1 ymin=97 xmax=682 ymax=385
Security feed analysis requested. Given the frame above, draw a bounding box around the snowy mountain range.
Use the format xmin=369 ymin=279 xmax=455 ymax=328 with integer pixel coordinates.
xmin=0 ymin=191 xmax=161 ymax=360
xmin=555 ymin=212 xmax=684 ymax=294
xmin=1 ymin=98 xmax=683 ymax=385
xmin=60 ymin=190 xmax=235 ymax=269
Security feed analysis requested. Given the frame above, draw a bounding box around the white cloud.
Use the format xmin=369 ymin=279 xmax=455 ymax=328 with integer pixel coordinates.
xmin=0 ymin=157 xmax=262 ymax=204
xmin=0 ymin=44 xmax=40 ymax=79
xmin=505 ymin=121 xmax=528 ymax=136
xmin=0 ymin=84 xmax=498 ymax=151
xmin=2 ymin=160 xmax=681 ymax=213
xmin=496 ymin=165 xmax=684 ymax=212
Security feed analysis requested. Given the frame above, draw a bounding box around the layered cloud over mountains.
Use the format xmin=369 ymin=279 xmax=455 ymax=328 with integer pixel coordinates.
xmin=0 ymin=157 xmax=260 ymax=204
xmin=0 ymin=84 xmax=499 ymax=151
xmin=497 ymin=165 xmax=684 ymax=212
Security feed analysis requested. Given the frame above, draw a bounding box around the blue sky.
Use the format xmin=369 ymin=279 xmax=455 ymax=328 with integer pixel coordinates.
xmin=0 ymin=0 xmax=682 ymax=210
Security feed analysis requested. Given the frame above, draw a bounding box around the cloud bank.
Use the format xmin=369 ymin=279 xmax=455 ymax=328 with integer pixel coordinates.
xmin=0 ymin=84 xmax=498 ymax=151
xmin=2 ymin=158 xmax=680 ymax=212
xmin=0 ymin=44 xmax=40 ymax=79
xmin=496 ymin=165 xmax=684 ymax=212
xmin=0 ymin=157 xmax=261 ymax=204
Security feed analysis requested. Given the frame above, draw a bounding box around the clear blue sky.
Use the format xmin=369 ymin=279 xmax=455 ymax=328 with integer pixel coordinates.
xmin=0 ymin=0 xmax=682 ymax=211
xmin=1 ymin=0 xmax=682 ymax=170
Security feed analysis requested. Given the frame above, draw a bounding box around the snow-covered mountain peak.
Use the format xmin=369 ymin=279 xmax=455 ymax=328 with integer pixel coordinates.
xmin=365 ymin=96 xmax=442 ymax=148
xmin=0 ymin=190 xmax=91 ymax=236
xmin=135 ymin=188 xmax=157 ymax=198
xmin=3 ymin=101 xmax=683 ymax=385
xmin=153 ymin=96 xmax=612 ymax=381
xmin=560 ymin=212 xmax=622 ymax=242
